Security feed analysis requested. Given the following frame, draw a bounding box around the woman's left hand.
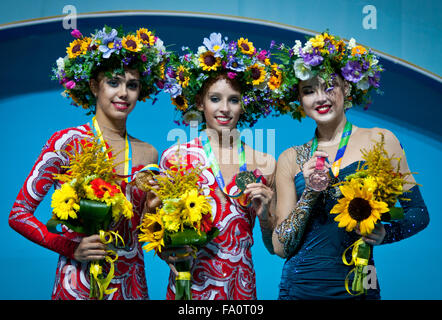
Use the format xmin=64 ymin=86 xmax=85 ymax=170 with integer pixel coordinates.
xmin=356 ymin=223 xmax=386 ymax=246
xmin=243 ymin=182 xmax=274 ymax=221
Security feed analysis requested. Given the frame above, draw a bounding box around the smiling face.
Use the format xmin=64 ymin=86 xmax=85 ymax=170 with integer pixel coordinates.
xmin=197 ymin=77 xmax=243 ymax=134
xmin=90 ymin=68 xmax=141 ymax=123
xmin=299 ymin=75 xmax=349 ymax=125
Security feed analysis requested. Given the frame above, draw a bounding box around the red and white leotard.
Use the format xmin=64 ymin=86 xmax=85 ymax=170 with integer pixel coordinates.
xmin=160 ymin=138 xmax=266 ymax=300
xmin=9 ymin=123 xmax=149 ymax=300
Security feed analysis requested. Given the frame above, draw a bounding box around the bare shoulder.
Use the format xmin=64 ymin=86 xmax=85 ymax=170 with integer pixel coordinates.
xmin=278 ymin=146 xmax=298 ymax=165
xmin=243 ymin=144 xmax=276 ymax=177
xmin=355 ymin=127 xmax=404 ymax=159
xmin=366 ymin=127 xmax=400 ymax=147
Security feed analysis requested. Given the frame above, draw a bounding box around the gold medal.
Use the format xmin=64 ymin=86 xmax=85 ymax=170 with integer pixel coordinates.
xmin=235 ymin=171 xmax=256 ymax=191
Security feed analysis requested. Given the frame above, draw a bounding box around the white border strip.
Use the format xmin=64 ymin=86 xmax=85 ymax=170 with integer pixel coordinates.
xmin=1 ymin=10 xmax=440 ymax=83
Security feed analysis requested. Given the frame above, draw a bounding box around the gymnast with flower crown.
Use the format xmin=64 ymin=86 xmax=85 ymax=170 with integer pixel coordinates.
xmin=9 ymin=26 xmax=169 ymax=299
xmin=155 ymin=32 xmax=290 ymax=300
xmin=270 ymin=32 xmax=429 ymax=299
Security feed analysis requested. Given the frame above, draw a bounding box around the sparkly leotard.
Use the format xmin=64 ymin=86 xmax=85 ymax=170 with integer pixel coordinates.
xmin=278 ymin=143 xmax=429 ymax=300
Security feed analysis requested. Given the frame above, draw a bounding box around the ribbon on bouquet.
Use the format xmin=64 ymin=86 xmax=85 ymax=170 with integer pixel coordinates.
xmin=342 ymin=238 xmax=371 ymax=296
xmin=89 ymin=230 xmax=125 ymax=300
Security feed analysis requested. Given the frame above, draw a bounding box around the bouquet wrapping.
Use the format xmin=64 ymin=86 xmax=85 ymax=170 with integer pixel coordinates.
xmin=137 ymin=148 xmax=219 ymax=300
xmin=330 ymin=133 xmax=414 ymax=295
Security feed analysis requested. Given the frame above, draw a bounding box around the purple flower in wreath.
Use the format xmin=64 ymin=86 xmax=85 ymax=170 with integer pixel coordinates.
xmin=97 ymin=28 xmax=119 ymax=59
xmin=242 ymin=95 xmax=253 ymax=106
xmin=163 ymin=79 xmax=182 ymax=98
xmin=166 ymin=67 xmax=176 ymax=79
xmin=226 ymin=57 xmax=246 ymax=72
xmin=300 ymin=49 xmax=323 ymax=66
xmin=341 ymin=60 xmax=364 ymax=83
xmin=227 ymin=41 xmax=237 ymax=55
xmin=368 ymin=71 xmax=381 ymax=88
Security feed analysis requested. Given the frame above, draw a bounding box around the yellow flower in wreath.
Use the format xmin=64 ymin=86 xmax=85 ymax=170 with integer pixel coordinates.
xmin=136 ymin=28 xmax=155 ymax=46
xmin=122 ymin=35 xmax=143 ymax=52
xmin=176 ymin=65 xmax=190 ymax=88
xmin=268 ymin=64 xmax=282 ymax=90
xmin=237 ymin=37 xmax=255 ymax=55
xmin=171 ymin=95 xmax=189 ymax=112
xmin=330 ymin=178 xmax=389 ymax=235
xmin=198 ymin=51 xmax=221 ymax=71
xmin=247 ymin=63 xmax=267 ymax=86
xmin=66 ymin=39 xmax=88 ymax=59
xmin=309 ymin=34 xmax=325 ymax=49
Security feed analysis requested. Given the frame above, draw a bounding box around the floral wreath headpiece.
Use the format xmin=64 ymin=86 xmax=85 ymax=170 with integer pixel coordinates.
xmin=272 ymin=31 xmax=384 ymax=118
xmin=163 ymin=32 xmax=290 ymax=127
xmin=52 ymin=26 xmax=169 ymax=113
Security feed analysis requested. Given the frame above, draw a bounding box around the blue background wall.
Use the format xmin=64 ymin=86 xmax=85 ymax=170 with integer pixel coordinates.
xmin=1 ymin=0 xmax=441 ymax=300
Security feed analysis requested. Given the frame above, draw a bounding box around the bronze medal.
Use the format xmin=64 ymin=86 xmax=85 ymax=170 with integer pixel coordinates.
xmin=309 ymin=156 xmax=330 ymax=192
xmin=309 ymin=170 xmax=330 ymax=192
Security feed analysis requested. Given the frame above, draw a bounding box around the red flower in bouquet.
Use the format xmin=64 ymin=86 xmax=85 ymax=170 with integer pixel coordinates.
xmin=90 ymin=178 xmax=120 ymax=198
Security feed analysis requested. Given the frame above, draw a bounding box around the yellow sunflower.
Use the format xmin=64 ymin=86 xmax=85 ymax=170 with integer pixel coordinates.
xmin=122 ymin=35 xmax=143 ymax=52
xmin=171 ymin=95 xmax=189 ymax=112
xmin=136 ymin=28 xmax=155 ymax=46
xmin=330 ymin=178 xmax=389 ymax=235
xmin=66 ymin=39 xmax=88 ymax=59
xmin=237 ymin=37 xmax=255 ymax=55
xmin=139 ymin=213 xmax=165 ymax=253
xmin=198 ymin=51 xmax=221 ymax=71
xmin=176 ymin=65 xmax=190 ymax=88
xmin=247 ymin=63 xmax=267 ymax=86
xmin=51 ymin=183 xmax=80 ymax=220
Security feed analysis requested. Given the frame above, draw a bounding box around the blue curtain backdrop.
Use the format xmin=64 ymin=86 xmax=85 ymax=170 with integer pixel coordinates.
xmin=1 ymin=0 xmax=441 ymax=300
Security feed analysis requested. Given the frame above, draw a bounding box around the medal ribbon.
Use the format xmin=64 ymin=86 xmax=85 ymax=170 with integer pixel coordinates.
xmin=200 ymin=132 xmax=255 ymax=207
xmin=200 ymin=131 xmax=246 ymax=193
xmin=311 ymin=121 xmax=353 ymax=178
xmin=92 ymin=116 xmax=132 ymax=183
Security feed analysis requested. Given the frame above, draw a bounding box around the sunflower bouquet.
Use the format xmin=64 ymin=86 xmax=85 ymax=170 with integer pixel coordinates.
xmin=48 ymin=135 xmax=133 ymax=299
xmin=330 ymin=133 xmax=414 ymax=295
xmin=137 ymin=148 xmax=219 ymax=300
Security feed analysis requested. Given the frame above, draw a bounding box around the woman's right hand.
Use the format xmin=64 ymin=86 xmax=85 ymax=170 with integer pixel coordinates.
xmin=73 ymin=234 xmax=107 ymax=262
xmin=158 ymin=246 xmax=195 ymax=276
xmin=144 ymin=177 xmax=162 ymax=213
xmin=302 ymin=151 xmax=331 ymax=188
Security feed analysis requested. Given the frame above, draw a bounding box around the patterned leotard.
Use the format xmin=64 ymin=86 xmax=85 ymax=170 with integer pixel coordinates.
xmin=160 ymin=138 xmax=266 ymax=300
xmin=9 ymin=123 xmax=149 ymax=300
